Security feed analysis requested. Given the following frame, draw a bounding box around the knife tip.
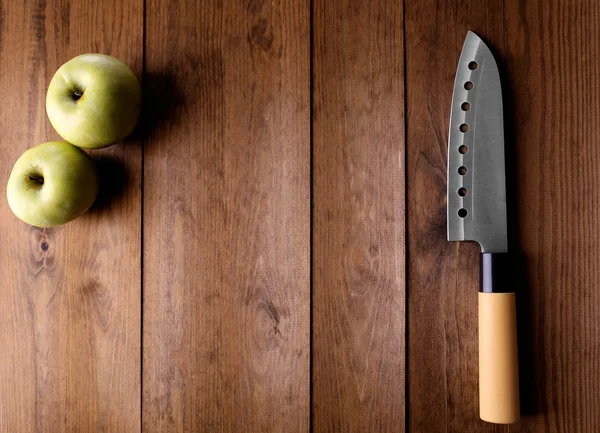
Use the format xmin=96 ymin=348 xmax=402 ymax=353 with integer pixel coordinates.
xmin=466 ymin=30 xmax=480 ymax=40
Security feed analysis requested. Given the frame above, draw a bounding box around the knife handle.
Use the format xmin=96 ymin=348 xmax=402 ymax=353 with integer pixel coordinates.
xmin=479 ymin=253 xmax=520 ymax=424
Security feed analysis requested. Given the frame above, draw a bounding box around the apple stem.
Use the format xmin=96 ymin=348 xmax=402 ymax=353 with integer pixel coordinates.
xmin=27 ymin=175 xmax=44 ymax=185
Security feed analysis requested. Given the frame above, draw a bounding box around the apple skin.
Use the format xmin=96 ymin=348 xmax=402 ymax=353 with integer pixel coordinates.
xmin=46 ymin=54 xmax=141 ymax=149
xmin=6 ymin=141 xmax=98 ymax=227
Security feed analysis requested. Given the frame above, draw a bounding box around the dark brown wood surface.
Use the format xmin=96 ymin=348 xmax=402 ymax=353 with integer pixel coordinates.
xmin=1 ymin=0 xmax=599 ymax=431
xmin=0 ymin=0 xmax=142 ymax=431
xmin=141 ymin=0 xmax=310 ymax=431
xmin=312 ymin=0 xmax=405 ymax=432
xmin=505 ymin=0 xmax=600 ymax=431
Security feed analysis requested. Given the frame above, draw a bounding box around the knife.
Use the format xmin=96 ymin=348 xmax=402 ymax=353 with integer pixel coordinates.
xmin=447 ymin=31 xmax=520 ymax=424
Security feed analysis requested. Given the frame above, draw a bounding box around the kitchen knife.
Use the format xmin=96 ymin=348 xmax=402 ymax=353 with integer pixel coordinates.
xmin=447 ymin=31 xmax=520 ymax=424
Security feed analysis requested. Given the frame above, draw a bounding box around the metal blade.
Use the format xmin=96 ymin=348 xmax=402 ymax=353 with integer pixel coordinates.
xmin=447 ymin=31 xmax=507 ymax=253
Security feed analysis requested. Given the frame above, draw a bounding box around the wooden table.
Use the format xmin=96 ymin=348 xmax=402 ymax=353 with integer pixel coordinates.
xmin=0 ymin=0 xmax=596 ymax=431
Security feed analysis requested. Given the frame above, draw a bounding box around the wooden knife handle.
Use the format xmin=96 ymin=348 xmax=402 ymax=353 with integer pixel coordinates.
xmin=479 ymin=253 xmax=520 ymax=424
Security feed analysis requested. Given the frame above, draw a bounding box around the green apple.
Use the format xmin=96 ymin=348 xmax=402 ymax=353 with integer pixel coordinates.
xmin=46 ymin=54 xmax=141 ymax=149
xmin=6 ymin=141 xmax=98 ymax=227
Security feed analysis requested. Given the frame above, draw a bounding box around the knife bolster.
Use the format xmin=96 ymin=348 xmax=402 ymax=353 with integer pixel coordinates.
xmin=481 ymin=253 xmax=511 ymax=293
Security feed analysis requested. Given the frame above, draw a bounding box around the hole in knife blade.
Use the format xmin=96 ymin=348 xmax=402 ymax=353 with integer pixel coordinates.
xmin=458 ymin=166 xmax=467 ymax=175
xmin=458 ymin=208 xmax=468 ymax=218
xmin=458 ymin=187 xmax=468 ymax=197
xmin=464 ymin=81 xmax=473 ymax=90
xmin=468 ymin=61 xmax=478 ymax=70
xmin=458 ymin=145 xmax=468 ymax=154
xmin=461 ymin=102 xmax=470 ymax=111
xmin=459 ymin=123 xmax=469 ymax=132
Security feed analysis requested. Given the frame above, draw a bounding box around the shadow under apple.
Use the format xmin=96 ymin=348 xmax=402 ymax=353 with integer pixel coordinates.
xmin=87 ymin=156 xmax=128 ymax=215
xmin=131 ymin=72 xmax=184 ymax=141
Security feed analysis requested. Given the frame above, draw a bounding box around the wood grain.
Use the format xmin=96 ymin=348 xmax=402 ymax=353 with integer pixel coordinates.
xmin=404 ymin=1 xmax=506 ymax=432
xmin=141 ymin=0 xmax=310 ymax=431
xmin=0 ymin=0 xmax=142 ymax=432
xmin=0 ymin=0 xmax=598 ymax=430
xmin=504 ymin=0 xmax=600 ymax=431
xmin=311 ymin=0 xmax=405 ymax=431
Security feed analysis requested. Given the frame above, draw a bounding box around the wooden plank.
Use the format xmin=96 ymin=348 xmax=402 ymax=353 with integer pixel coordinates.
xmin=503 ymin=0 xmax=600 ymax=431
xmin=311 ymin=0 xmax=405 ymax=431
xmin=141 ymin=0 xmax=310 ymax=431
xmin=0 ymin=0 xmax=142 ymax=431
xmin=404 ymin=1 xmax=506 ymax=432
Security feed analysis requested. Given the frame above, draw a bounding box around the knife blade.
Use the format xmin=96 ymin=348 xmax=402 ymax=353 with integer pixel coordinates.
xmin=447 ymin=31 xmax=520 ymax=425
